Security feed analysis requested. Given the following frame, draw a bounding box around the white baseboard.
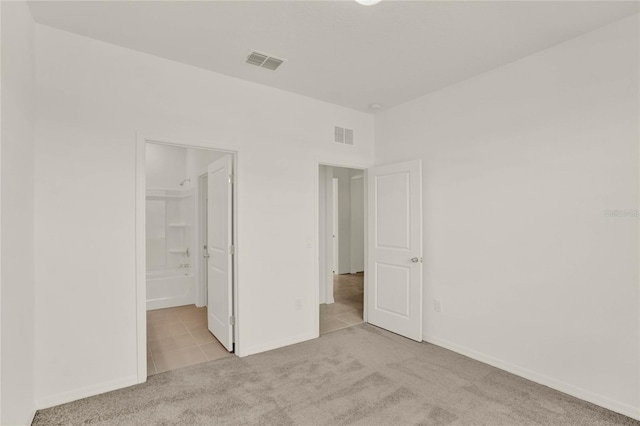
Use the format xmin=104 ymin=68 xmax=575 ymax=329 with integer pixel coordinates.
xmin=240 ymin=332 xmax=318 ymax=358
xmin=423 ymin=334 xmax=640 ymax=421
xmin=35 ymin=375 xmax=138 ymax=410
xmin=24 ymin=407 xmax=36 ymax=426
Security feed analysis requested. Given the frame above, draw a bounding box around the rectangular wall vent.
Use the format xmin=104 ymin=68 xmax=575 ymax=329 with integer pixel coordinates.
xmin=344 ymin=129 xmax=354 ymax=145
xmin=245 ymin=50 xmax=285 ymax=71
xmin=334 ymin=126 xmax=354 ymax=145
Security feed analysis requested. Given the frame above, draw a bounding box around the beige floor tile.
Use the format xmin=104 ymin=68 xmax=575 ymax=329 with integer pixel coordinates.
xmin=184 ymin=318 xmax=207 ymax=331
xmin=320 ymin=316 xmax=350 ymax=335
xmin=319 ymin=302 xmax=355 ymax=315
xmin=320 ymin=273 xmax=364 ymax=335
xmin=189 ymin=327 xmax=216 ymax=345
xmin=335 ymin=309 xmax=364 ymax=326
xmin=179 ymin=307 xmax=206 ymax=320
xmin=148 ymin=333 xmax=198 ymax=354
xmin=181 ymin=310 xmax=207 ymax=329
xmin=167 ymin=304 xmax=196 ymax=312
xmin=146 ymin=305 xmax=234 ymax=374
xmin=147 ymin=322 xmax=190 ymax=341
xmin=147 ymin=309 xmax=182 ymax=326
xmin=153 ymin=346 xmax=208 ymax=374
xmin=200 ymin=341 xmax=232 ymax=361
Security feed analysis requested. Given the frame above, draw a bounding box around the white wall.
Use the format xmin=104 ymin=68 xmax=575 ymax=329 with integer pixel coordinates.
xmin=349 ymin=171 xmax=364 ymax=273
xmin=318 ymin=165 xmax=331 ymax=304
xmin=375 ymin=15 xmax=639 ymax=419
xmin=329 ymin=166 xmax=365 ymax=276
xmin=0 ymin=1 xmax=36 ymax=424
xmin=33 ymin=25 xmax=374 ymax=406
xmin=185 ymin=147 xmax=227 ymax=181
xmin=145 ymin=143 xmax=187 ymax=189
xmin=185 ymin=146 xmax=228 ymax=307
xmin=333 ymin=167 xmax=352 ymax=274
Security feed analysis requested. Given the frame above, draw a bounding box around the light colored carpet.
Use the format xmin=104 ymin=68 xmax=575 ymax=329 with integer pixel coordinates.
xmin=33 ymin=324 xmax=637 ymax=425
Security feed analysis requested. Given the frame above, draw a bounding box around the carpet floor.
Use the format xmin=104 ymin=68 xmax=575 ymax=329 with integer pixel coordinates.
xmin=33 ymin=324 xmax=638 ymax=425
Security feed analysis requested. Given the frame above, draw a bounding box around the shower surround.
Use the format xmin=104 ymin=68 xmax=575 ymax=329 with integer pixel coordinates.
xmin=145 ymin=187 xmax=196 ymax=310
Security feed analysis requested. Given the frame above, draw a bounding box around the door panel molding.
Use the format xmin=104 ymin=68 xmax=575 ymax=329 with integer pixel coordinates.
xmin=367 ymin=159 xmax=423 ymax=341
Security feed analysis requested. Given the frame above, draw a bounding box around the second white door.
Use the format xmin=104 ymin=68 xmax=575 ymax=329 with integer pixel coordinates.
xmin=206 ymin=155 xmax=234 ymax=351
xmin=367 ymin=159 xmax=423 ymax=341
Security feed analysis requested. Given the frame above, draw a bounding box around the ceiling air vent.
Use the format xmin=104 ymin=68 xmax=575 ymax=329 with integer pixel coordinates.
xmin=245 ymin=50 xmax=285 ymax=71
xmin=262 ymin=57 xmax=284 ymax=70
xmin=334 ymin=126 xmax=354 ymax=145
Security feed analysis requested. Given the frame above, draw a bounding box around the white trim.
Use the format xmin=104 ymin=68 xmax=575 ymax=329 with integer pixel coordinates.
xmin=135 ymin=134 xmax=146 ymax=384
xmin=362 ymin=169 xmax=368 ymax=323
xmin=313 ymin=162 xmax=321 ymax=336
xmin=195 ymin=171 xmax=208 ymax=308
xmin=318 ymin=166 xmax=332 ymax=305
xmin=241 ymin=332 xmax=318 ymax=357
xmin=35 ymin=375 xmax=138 ymax=410
xmin=423 ymin=334 xmax=640 ymax=421
xmin=332 ymin=177 xmax=339 ymax=280
xmin=349 ymin=172 xmax=365 ymax=274
xmin=135 ymin=133 xmax=241 ymax=378
xmin=142 ymin=133 xmax=239 ymax=154
xmin=24 ymin=409 xmax=36 ymax=426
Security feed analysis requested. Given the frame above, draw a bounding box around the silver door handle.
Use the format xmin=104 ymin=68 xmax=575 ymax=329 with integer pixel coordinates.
xmin=411 ymin=257 xmax=419 ymax=263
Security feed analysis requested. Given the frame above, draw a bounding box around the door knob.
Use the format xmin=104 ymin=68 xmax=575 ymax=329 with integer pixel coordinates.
xmin=411 ymin=257 xmax=419 ymax=263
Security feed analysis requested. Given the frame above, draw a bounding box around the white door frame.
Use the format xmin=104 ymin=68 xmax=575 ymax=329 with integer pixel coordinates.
xmin=332 ymin=177 xmax=339 ymax=276
xmin=314 ymin=159 xmax=370 ymax=338
xmin=135 ymin=133 xmax=240 ymax=383
xmin=196 ymin=172 xmax=208 ymax=308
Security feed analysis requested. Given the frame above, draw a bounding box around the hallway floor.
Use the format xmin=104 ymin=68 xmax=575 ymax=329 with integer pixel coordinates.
xmin=147 ymin=305 xmax=232 ymax=375
xmin=320 ymin=272 xmax=364 ymax=335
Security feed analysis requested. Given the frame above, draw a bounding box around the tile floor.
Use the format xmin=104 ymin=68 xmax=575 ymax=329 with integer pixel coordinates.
xmin=320 ymin=272 xmax=364 ymax=335
xmin=146 ymin=304 xmax=232 ymax=376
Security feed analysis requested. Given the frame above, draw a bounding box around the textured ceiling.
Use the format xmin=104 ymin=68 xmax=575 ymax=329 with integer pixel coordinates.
xmin=28 ymin=1 xmax=639 ymax=112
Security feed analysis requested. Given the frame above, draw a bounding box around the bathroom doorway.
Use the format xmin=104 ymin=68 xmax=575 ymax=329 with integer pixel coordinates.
xmin=136 ymin=138 xmax=238 ymax=378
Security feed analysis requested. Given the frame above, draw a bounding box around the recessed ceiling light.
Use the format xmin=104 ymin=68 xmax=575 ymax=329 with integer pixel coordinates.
xmin=355 ymin=0 xmax=382 ymax=5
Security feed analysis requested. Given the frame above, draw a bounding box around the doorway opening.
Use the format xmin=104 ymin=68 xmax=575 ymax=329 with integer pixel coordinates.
xmin=318 ymin=165 xmax=365 ymax=335
xmin=138 ymin=140 xmax=237 ymax=377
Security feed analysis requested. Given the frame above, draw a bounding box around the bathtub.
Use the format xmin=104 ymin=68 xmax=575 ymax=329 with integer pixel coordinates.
xmin=146 ymin=267 xmax=196 ymax=310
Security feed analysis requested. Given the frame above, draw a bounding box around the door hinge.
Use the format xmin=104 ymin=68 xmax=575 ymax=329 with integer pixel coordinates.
xmin=229 ymin=315 xmax=236 ymax=326
xmin=229 ymin=245 xmax=235 ymax=255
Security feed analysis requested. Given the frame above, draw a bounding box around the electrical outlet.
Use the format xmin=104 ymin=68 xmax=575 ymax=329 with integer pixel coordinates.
xmin=295 ymin=298 xmax=302 ymax=311
xmin=434 ymin=299 xmax=442 ymax=313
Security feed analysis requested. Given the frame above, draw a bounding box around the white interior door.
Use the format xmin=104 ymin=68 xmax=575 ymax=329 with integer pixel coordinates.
xmin=367 ymin=159 xmax=423 ymax=341
xmin=332 ymin=178 xmax=339 ymax=274
xmin=206 ymin=155 xmax=233 ymax=351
